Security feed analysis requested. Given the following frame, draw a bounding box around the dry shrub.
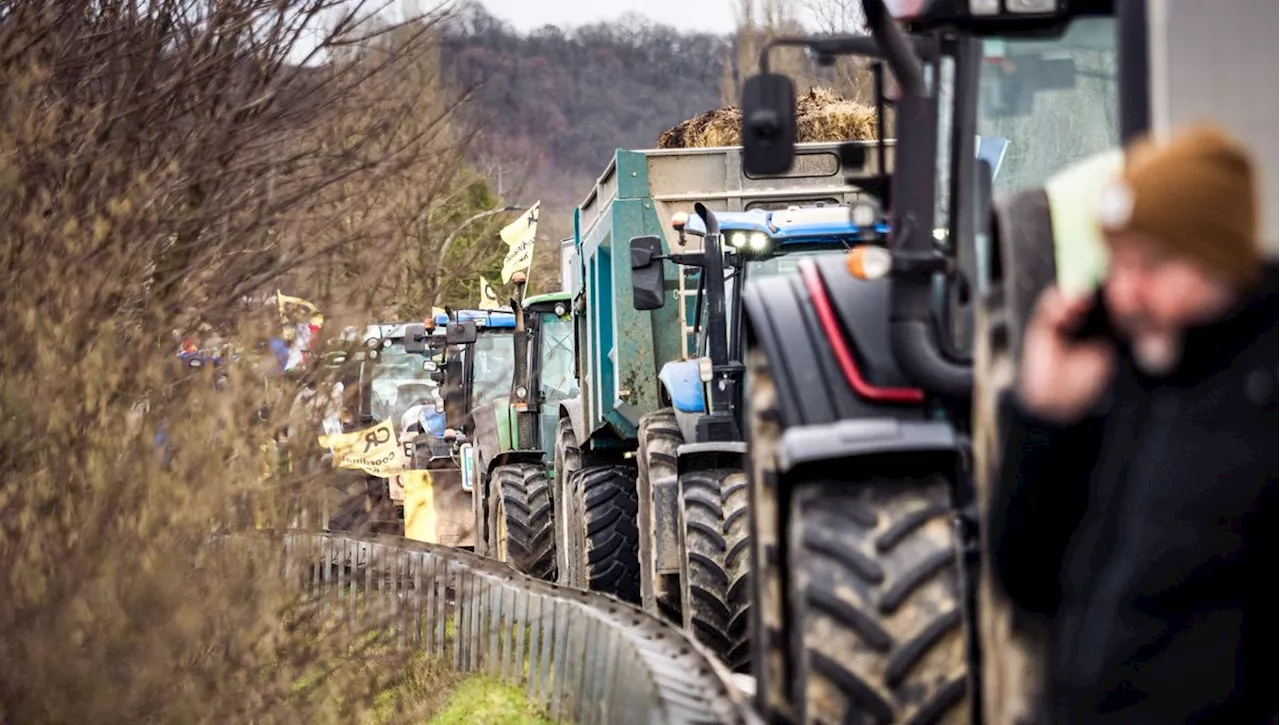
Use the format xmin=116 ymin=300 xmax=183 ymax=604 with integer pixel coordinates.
xmin=657 ymin=87 xmax=878 ymax=149
xmin=0 ymin=1 xmax=470 ymax=722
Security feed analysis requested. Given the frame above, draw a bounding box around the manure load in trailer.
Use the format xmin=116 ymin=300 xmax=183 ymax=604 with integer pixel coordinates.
xmin=658 ymin=88 xmax=878 ymax=149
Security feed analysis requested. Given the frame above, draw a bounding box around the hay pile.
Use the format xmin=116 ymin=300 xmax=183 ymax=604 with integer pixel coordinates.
xmin=658 ymin=88 xmax=878 ymax=149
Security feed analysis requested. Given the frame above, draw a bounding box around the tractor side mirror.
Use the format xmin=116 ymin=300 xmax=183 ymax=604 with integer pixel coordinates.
xmin=404 ymin=323 xmax=429 ymax=353
xmin=630 ymin=235 xmax=667 ymax=310
xmin=446 ymin=320 xmax=478 ymax=345
xmin=741 ymin=73 xmax=797 ymax=176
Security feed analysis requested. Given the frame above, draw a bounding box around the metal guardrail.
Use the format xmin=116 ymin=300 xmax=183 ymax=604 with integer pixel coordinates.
xmin=248 ymin=531 xmax=759 ymax=725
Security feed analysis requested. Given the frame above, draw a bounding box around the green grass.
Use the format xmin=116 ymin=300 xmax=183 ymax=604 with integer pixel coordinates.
xmin=427 ymin=675 xmax=553 ymax=725
xmin=371 ymin=653 xmax=464 ymax=724
xmin=287 ymin=598 xmax=548 ymax=724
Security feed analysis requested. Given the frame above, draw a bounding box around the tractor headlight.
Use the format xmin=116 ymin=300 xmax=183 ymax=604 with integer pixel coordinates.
xmin=747 ymin=232 xmax=769 ymax=252
xmin=851 ymin=199 xmax=880 ymax=228
xmin=727 ymin=232 xmax=747 ymax=248
xmin=553 ymin=303 xmax=567 ymax=317
xmin=515 ymin=385 xmax=528 ymax=399
xmin=1005 ymin=0 xmax=1055 ymax=11
xmin=970 ymin=0 xmax=1054 ymax=13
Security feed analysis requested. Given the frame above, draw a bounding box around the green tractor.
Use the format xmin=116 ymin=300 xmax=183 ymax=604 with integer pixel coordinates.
xmin=457 ymin=292 xmax=577 ymax=580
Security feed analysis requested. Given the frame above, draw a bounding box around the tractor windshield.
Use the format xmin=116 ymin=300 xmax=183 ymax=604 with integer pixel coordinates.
xmin=368 ymin=345 xmax=442 ymax=428
xmin=469 ymin=332 xmax=516 ymax=408
xmin=976 ymin=17 xmax=1120 ymax=193
xmin=538 ymin=315 xmax=578 ymax=403
xmin=537 ymin=313 xmax=578 ymax=452
xmin=712 ymin=247 xmax=845 ymax=357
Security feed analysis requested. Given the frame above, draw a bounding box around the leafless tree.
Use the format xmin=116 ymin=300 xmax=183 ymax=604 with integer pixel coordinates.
xmin=0 ymin=1 xmax=488 ymax=720
xmin=721 ymin=0 xmax=876 ymax=106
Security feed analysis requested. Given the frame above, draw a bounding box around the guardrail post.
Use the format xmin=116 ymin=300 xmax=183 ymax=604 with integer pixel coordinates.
xmin=489 ymin=578 xmax=500 ymax=679
xmin=538 ymin=595 xmax=557 ymax=710
xmin=549 ymin=599 xmax=569 ymax=717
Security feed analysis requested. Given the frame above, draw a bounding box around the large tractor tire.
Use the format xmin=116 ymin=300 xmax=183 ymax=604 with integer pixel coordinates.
xmin=636 ymin=408 xmax=683 ymax=623
xmin=490 ymin=463 xmax=556 ymax=580
xmin=552 ymin=417 xmax=582 ymax=586
xmin=744 ymin=346 xmax=792 ymax=720
xmin=972 ymin=191 xmax=1058 ymax=725
xmin=567 ymin=464 xmax=641 ymax=603
xmin=788 ymin=477 xmax=969 ymax=725
xmin=678 ymin=466 xmax=752 ymax=672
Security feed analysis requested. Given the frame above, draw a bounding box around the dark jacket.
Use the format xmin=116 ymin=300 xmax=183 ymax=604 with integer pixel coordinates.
xmin=990 ymin=274 xmax=1278 ymax=724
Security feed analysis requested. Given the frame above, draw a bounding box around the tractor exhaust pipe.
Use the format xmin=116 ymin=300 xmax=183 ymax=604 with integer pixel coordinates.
xmin=864 ymin=0 xmax=973 ymax=397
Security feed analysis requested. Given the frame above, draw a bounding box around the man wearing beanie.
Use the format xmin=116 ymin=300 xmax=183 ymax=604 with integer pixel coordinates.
xmin=988 ymin=124 xmax=1277 ymax=723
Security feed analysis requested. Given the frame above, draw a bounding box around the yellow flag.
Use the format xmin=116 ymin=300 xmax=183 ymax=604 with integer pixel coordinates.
xmin=402 ymin=469 xmax=437 ymax=543
xmin=277 ymin=290 xmax=321 ymax=325
xmin=500 ymin=201 xmax=539 ymax=284
xmin=478 ymin=276 xmax=503 ymax=310
xmin=318 ymin=419 xmax=403 ymax=478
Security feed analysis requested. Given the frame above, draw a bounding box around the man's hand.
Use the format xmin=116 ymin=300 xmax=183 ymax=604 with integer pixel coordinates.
xmin=1018 ymin=285 xmax=1116 ymax=425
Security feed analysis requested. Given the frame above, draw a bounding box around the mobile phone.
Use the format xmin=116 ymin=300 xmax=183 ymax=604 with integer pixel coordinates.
xmin=1065 ymin=289 xmax=1119 ymax=343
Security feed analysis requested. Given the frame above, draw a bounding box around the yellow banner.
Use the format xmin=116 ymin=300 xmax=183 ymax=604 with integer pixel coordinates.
xmin=402 ymin=469 xmax=437 ymax=543
xmin=478 ymin=276 xmax=503 ymax=310
xmin=277 ymin=290 xmax=323 ymax=325
xmin=500 ymin=201 xmax=539 ymax=284
xmin=318 ymin=419 xmax=403 ymax=478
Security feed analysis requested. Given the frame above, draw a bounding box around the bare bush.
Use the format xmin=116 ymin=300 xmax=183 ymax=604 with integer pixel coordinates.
xmin=0 ymin=1 xmax=481 ymax=721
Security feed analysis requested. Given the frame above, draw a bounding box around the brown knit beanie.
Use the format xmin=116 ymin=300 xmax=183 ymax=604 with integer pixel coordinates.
xmin=1094 ymin=124 xmax=1260 ymax=284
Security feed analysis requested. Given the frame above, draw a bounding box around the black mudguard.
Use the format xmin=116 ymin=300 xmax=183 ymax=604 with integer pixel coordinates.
xmin=742 ymin=254 xmax=926 ymax=430
xmin=488 ymin=449 xmax=546 ymax=474
xmin=777 ymin=418 xmax=961 ymax=476
xmin=989 ymin=187 xmax=1057 ymax=361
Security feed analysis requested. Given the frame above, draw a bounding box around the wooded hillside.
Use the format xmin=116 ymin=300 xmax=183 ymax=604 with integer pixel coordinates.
xmin=436 ymin=3 xmax=871 ymax=294
xmin=436 ymin=6 xmax=731 ymax=282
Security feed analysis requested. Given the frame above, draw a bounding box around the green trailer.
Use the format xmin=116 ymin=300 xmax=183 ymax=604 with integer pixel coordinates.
xmin=554 ymin=142 xmax=884 ymax=668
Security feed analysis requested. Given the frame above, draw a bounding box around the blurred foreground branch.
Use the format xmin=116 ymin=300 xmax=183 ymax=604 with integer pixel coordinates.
xmin=0 ymin=1 xmax=482 ymax=721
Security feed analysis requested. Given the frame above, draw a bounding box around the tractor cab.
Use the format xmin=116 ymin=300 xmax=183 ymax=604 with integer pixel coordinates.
xmin=359 ymin=322 xmax=448 ymax=433
xmin=632 ymin=202 xmax=890 ymax=443
xmin=447 ymin=294 xmax=577 ymax=578
xmin=436 ymin=308 xmax=519 ymax=440
xmin=322 ymin=321 xmax=450 ymax=537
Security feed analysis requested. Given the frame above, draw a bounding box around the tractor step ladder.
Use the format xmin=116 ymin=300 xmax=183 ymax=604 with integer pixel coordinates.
xmin=678 ymin=266 xmax=700 ymax=358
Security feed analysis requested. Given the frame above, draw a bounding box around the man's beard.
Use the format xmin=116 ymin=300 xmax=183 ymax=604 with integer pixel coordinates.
xmin=1131 ymin=330 xmax=1183 ymax=376
xmin=1114 ymin=312 xmax=1183 ymax=376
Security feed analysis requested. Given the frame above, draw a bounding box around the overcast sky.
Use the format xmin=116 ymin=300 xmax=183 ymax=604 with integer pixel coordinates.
xmin=472 ymin=0 xmax=739 ymax=33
